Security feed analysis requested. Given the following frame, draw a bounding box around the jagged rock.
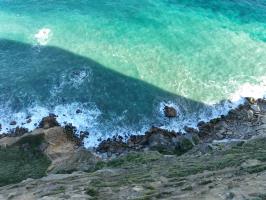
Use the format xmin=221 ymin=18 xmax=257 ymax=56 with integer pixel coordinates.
xmin=251 ymin=105 xmax=260 ymax=113
xmin=9 ymin=121 xmax=17 ymax=126
xmin=64 ymin=124 xmax=84 ymax=147
xmin=164 ymin=106 xmax=177 ymax=118
xmin=39 ymin=115 xmax=60 ymax=129
xmin=97 ymin=127 xmax=195 ymax=155
xmin=184 ymin=126 xmax=198 ymax=134
xmin=9 ymin=127 xmax=29 ymax=137
xmin=97 ymin=138 xmax=128 ymax=155
xmin=246 ymin=97 xmax=256 ymax=104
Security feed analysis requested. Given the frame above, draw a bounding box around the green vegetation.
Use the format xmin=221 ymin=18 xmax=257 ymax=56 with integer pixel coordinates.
xmin=0 ymin=134 xmax=51 ymax=186
xmin=1 ymin=129 xmax=266 ymax=200
xmin=94 ymin=151 xmax=162 ymax=170
xmin=86 ymin=137 xmax=266 ymax=198
xmin=86 ymin=188 xmax=99 ymax=197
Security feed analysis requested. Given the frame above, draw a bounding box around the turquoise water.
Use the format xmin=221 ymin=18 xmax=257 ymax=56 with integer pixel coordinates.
xmin=0 ymin=0 xmax=266 ymax=146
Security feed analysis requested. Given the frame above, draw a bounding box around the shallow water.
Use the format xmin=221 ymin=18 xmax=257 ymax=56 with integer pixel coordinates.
xmin=0 ymin=0 xmax=266 ymax=146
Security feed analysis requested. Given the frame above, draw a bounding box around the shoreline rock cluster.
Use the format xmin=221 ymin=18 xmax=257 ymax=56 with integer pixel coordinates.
xmin=0 ymin=97 xmax=265 ymax=157
xmin=0 ymin=97 xmax=266 ymax=199
xmin=96 ymin=97 xmax=266 ymax=157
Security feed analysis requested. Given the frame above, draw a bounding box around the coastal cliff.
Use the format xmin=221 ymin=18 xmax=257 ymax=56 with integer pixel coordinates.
xmin=0 ymin=98 xmax=266 ymax=200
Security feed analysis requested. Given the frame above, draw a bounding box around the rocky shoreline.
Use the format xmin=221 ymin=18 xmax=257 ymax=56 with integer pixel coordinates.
xmin=1 ymin=97 xmax=265 ymax=157
xmin=96 ymin=97 xmax=266 ymax=157
xmin=0 ymin=97 xmax=266 ymax=199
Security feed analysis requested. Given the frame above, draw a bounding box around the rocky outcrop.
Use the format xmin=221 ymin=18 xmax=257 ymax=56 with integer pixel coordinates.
xmin=197 ymin=98 xmax=266 ymax=142
xmin=38 ymin=114 xmax=60 ymax=129
xmin=0 ymin=98 xmax=266 ymax=199
xmin=97 ymin=98 xmax=266 ymax=157
xmin=97 ymin=127 xmax=198 ymax=156
xmin=0 ymin=123 xmax=98 ymax=184
xmin=42 ymin=126 xmax=98 ymax=173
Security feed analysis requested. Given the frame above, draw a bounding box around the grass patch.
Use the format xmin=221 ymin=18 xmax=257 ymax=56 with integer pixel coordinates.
xmin=243 ymin=165 xmax=266 ymax=174
xmin=86 ymin=188 xmax=99 ymax=197
xmin=106 ymin=151 xmax=161 ymax=168
xmin=0 ymin=134 xmax=51 ymax=186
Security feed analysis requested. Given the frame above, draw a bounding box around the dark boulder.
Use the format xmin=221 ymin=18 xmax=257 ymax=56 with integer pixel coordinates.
xmin=164 ymin=106 xmax=177 ymax=118
xmin=9 ymin=121 xmax=17 ymax=126
xmin=76 ymin=109 xmax=82 ymax=114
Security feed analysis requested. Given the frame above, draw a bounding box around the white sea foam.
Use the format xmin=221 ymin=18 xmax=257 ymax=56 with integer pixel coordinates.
xmin=0 ymin=103 xmax=101 ymax=147
xmin=50 ymin=69 xmax=91 ymax=97
xmin=0 ymin=77 xmax=265 ymax=148
xmin=158 ymin=76 xmax=266 ymax=132
xmin=34 ymin=28 xmax=52 ymax=45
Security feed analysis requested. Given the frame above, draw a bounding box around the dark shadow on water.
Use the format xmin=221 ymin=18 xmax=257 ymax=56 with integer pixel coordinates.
xmin=0 ymin=39 xmax=210 ymax=128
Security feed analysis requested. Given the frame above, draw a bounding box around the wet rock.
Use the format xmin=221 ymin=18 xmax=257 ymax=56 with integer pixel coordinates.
xmin=164 ymin=106 xmax=177 ymax=118
xmin=39 ymin=115 xmax=60 ymax=129
xmin=26 ymin=118 xmax=32 ymax=124
xmin=184 ymin=126 xmax=198 ymax=134
xmin=64 ymin=124 xmax=83 ymax=147
xmin=9 ymin=121 xmax=17 ymax=126
xmin=97 ymin=127 xmax=195 ymax=156
xmin=76 ymin=109 xmax=82 ymax=114
xmin=251 ymin=105 xmax=260 ymax=113
xmin=246 ymin=97 xmax=256 ymax=104
xmin=79 ymin=131 xmax=89 ymax=141
xmin=143 ymin=129 xmax=180 ymax=153
xmin=96 ymin=139 xmax=128 ymax=155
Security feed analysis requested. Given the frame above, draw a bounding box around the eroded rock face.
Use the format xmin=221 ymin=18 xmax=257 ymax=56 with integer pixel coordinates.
xmin=39 ymin=126 xmax=97 ymax=173
xmin=0 ymin=124 xmax=98 ymax=176
xmin=38 ymin=114 xmax=60 ymax=129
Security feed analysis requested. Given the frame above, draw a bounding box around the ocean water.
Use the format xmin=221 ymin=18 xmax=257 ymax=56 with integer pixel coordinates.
xmin=0 ymin=0 xmax=266 ymax=146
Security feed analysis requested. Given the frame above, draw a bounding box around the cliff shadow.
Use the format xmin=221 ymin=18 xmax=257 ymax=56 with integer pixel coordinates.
xmin=0 ymin=39 xmax=210 ymax=129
